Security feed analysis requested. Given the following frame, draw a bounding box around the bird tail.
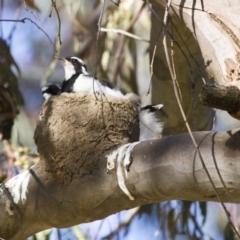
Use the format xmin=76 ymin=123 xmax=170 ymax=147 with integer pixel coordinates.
xmin=140 ymin=104 xmax=163 ymax=112
xmin=139 ymin=104 xmax=164 ymax=140
xmin=123 ymin=95 xmax=164 ymax=140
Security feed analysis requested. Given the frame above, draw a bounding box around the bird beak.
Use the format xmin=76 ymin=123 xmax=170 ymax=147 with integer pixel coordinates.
xmin=55 ymin=56 xmax=69 ymax=67
xmin=55 ymin=56 xmax=65 ymax=62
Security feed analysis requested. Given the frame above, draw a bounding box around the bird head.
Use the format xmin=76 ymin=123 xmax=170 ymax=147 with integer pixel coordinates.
xmin=56 ymin=56 xmax=88 ymax=80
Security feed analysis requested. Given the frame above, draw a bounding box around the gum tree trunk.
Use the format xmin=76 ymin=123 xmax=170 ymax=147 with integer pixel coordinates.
xmin=151 ymin=0 xmax=240 ymax=133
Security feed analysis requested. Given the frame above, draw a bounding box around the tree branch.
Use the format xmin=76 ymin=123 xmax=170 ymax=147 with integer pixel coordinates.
xmin=199 ymin=84 xmax=240 ymax=120
xmin=1 ymin=93 xmax=240 ymax=239
xmin=0 ymin=18 xmax=54 ymax=46
xmin=100 ymin=27 xmax=149 ymax=43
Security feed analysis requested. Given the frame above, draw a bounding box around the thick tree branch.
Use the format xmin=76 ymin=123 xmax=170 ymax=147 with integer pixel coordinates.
xmin=199 ymin=84 xmax=240 ymax=112
xmin=199 ymin=84 xmax=240 ymax=120
xmin=0 ymin=93 xmax=240 ymax=239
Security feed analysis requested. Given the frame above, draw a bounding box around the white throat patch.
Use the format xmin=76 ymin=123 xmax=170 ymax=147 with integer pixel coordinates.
xmin=63 ymin=61 xmax=76 ymax=80
xmin=81 ymin=65 xmax=88 ymax=75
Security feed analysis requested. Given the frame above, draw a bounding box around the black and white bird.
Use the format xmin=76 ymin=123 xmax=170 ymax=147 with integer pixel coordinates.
xmin=42 ymin=84 xmax=61 ymax=100
xmin=43 ymin=56 xmax=163 ymax=139
xmin=139 ymin=104 xmax=163 ymax=140
xmin=57 ymin=56 xmax=126 ymax=98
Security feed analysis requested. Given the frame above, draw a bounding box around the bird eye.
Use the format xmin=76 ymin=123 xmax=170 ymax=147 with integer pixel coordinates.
xmin=71 ymin=59 xmax=77 ymax=64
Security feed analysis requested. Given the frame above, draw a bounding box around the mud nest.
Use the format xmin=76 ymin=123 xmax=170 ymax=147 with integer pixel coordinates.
xmin=34 ymin=92 xmax=139 ymax=184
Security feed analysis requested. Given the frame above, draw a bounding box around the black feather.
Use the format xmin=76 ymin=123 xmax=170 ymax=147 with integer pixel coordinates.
xmin=61 ymin=73 xmax=80 ymax=93
xmin=99 ymin=79 xmax=115 ymax=89
xmin=42 ymin=84 xmax=61 ymax=95
xmin=140 ymin=104 xmax=162 ymax=112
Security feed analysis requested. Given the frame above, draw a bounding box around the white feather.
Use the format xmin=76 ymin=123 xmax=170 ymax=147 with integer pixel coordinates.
xmin=41 ymin=86 xmax=48 ymax=92
xmin=72 ymin=75 xmax=125 ymax=98
xmin=43 ymin=93 xmax=51 ymax=100
xmin=153 ymin=104 xmax=163 ymax=110
xmin=63 ymin=61 xmax=76 ymax=80
xmin=139 ymin=110 xmax=163 ymax=140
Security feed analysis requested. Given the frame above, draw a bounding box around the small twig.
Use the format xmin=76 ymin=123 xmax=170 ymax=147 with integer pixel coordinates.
xmin=100 ymin=27 xmax=149 ymax=42
xmin=162 ymin=1 xmax=240 ymax=238
xmin=148 ymin=4 xmax=193 ymax=77
xmin=50 ymin=0 xmax=62 ymax=45
xmin=169 ymin=16 xmax=202 ymax=75
xmin=66 ymin=13 xmax=89 ymax=35
xmin=0 ymin=0 xmax=3 ymax=38
xmin=2 ymin=140 xmax=15 ymax=164
xmin=145 ymin=0 xmax=193 ymax=95
xmin=92 ymin=0 xmax=107 ymax=100
xmin=94 ymin=219 xmax=105 ymax=240
xmin=0 ymin=18 xmax=54 ymax=46
xmin=7 ymin=4 xmax=22 ymax=43
xmin=93 ymin=0 xmax=106 ymax=79
xmin=147 ymin=29 xmax=162 ymax=96
xmin=188 ymin=213 xmax=204 ymax=237
xmin=40 ymin=28 xmax=61 ymax=88
xmin=170 ymin=2 xmax=208 ymax=12
xmin=170 ymin=16 xmax=197 ymax=129
xmin=21 ymin=0 xmax=39 ymax=20
xmin=102 ymin=207 xmax=140 ymax=239
xmin=110 ymin=2 xmax=146 ymax=84
xmin=170 ymin=26 xmax=182 ymax=102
